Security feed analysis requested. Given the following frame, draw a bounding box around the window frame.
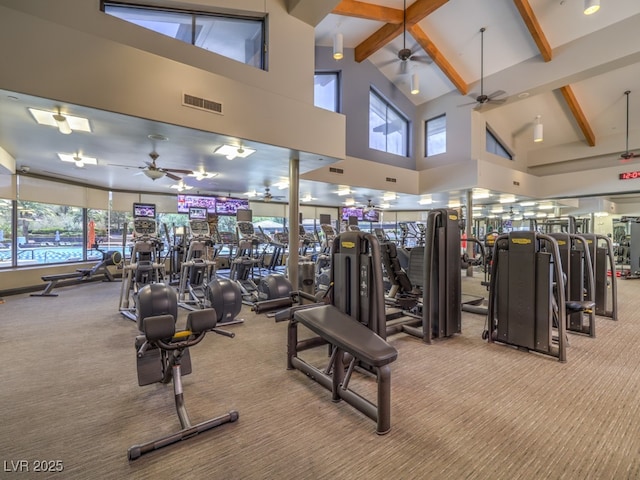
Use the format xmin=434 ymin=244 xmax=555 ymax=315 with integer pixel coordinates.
xmin=486 ymin=125 xmax=513 ymax=160
xmin=102 ymin=1 xmax=267 ymax=70
xmin=368 ymin=89 xmax=410 ymax=157
xmin=314 ymin=71 xmax=341 ymax=113
xmin=425 ymin=113 xmax=447 ymax=157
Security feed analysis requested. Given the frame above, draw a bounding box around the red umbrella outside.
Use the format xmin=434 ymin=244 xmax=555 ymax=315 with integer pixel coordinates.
xmin=87 ymin=219 xmax=96 ymax=250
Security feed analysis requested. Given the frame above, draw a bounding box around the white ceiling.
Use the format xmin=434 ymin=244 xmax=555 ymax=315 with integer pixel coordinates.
xmin=1 ymin=0 xmax=640 ymax=214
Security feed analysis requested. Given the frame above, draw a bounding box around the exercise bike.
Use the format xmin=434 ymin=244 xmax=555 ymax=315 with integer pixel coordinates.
xmin=128 ymin=283 xmax=238 ymax=460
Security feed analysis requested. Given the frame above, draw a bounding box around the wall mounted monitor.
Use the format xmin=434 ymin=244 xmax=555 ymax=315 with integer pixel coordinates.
xmin=341 ymin=207 xmax=363 ymax=221
xmin=363 ymin=208 xmax=380 ymax=222
xmin=236 ymin=208 xmax=253 ymax=222
xmin=188 ymin=206 xmax=208 ymax=220
xmin=177 ymin=194 xmax=217 ymax=213
xmin=133 ymin=202 xmax=156 ymax=219
xmin=217 ymin=198 xmax=249 ymax=216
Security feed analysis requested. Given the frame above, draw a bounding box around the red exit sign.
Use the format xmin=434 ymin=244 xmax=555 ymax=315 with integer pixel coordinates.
xmin=619 ymin=171 xmax=640 ymax=180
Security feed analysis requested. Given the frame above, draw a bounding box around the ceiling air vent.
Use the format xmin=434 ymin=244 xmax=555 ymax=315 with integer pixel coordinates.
xmin=182 ymin=93 xmax=223 ymax=115
xmin=329 ymin=167 xmax=344 ymax=174
xmin=386 ymin=177 xmax=397 ymax=183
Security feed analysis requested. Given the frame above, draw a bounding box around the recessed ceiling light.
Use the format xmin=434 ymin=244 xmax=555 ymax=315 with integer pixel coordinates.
xmin=57 ymin=153 xmax=97 ymax=167
xmin=29 ymin=108 xmax=91 ymax=133
xmin=518 ymin=92 xmax=530 ymax=99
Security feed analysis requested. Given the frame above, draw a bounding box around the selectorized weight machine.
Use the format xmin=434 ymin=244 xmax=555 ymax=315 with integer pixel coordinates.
xmin=483 ymin=231 xmax=594 ymax=362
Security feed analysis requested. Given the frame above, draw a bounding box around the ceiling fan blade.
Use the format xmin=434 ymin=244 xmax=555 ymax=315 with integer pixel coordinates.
xmin=399 ymin=60 xmax=408 ymax=75
xmin=378 ymin=58 xmax=398 ymax=68
xmin=410 ymin=55 xmax=432 ymax=64
xmin=106 ymin=163 xmax=144 ymax=169
xmin=164 ymin=172 xmax=182 ymax=181
xmin=163 ymin=168 xmax=194 ymax=175
xmin=487 ymin=98 xmax=507 ymax=105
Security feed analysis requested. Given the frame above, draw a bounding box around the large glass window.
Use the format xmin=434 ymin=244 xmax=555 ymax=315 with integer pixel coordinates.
xmin=103 ymin=3 xmax=265 ymax=69
xmin=16 ymin=201 xmax=84 ymax=266
xmin=0 ymin=199 xmax=12 ymax=267
xmin=426 ymin=114 xmax=446 ymax=156
xmin=314 ymin=72 xmax=340 ymax=112
xmin=486 ymin=127 xmax=513 ymax=160
xmin=369 ymin=90 xmax=409 ymax=156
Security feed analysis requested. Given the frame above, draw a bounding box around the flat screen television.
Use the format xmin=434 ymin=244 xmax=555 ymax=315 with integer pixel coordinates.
xmin=188 ymin=206 xmax=208 ymax=220
xmin=341 ymin=207 xmax=363 ymax=221
xmin=216 ymin=198 xmax=249 ymax=216
xmin=177 ymin=194 xmax=216 ymax=213
xmin=133 ymin=202 xmax=156 ymax=219
xmin=363 ymin=208 xmax=380 ymax=222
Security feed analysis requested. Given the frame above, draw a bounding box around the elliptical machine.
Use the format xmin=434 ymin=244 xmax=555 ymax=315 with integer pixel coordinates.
xmin=177 ymin=208 xmax=217 ymax=311
xmin=119 ymin=203 xmax=165 ymax=322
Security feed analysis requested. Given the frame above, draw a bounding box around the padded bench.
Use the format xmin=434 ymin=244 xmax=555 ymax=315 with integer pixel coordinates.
xmin=289 ymin=304 xmax=398 ymax=434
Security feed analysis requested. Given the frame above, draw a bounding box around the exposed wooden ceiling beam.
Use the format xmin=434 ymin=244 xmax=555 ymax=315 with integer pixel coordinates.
xmin=405 ymin=0 xmax=449 ymax=25
xmin=513 ymin=0 xmax=552 ymax=62
xmin=560 ymin=85 xmax=596 ymax=147
xmin=332 ymin=0 xmax=403 ymax=23
xmin=352 ymin=0 xmax=449 ymax=62
xmin=355 ymin=23 xmax=404 ymax=63
xmin=409 ymin=24 xmax=468 ymax=95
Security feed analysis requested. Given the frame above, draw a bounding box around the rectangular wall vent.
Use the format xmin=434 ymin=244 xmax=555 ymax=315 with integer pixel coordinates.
xmin=329 ymin=167 xmax=344 ymax=174
xmin=182 ymin=93 xmax=223 ymax=115
xmin=386 ymin=177 xmax=397 ymax=183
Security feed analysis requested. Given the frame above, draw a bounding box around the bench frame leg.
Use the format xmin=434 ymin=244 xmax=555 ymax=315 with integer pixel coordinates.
xmin=289 ymin=324 xmax=393 ymax=435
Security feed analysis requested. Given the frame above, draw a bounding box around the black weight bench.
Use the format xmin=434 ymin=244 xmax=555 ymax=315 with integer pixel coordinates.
xmin=289 ymin=304 xmax=398 ymax=434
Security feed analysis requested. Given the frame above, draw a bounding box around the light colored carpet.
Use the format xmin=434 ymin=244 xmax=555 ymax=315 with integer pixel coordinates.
xmin=0 ymin=274 xmax=638 ymax=479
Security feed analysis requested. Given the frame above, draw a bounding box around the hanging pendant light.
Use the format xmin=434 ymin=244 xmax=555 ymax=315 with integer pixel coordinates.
xmin=411 ymin=73 xmax=419 ymax=95
xmin=333 ymin=33 xmax=343 ymax=60
xmin=533 ymin=115 xmax=543 ymax=143
xmin=584 ymin=0 xmax=600 ymax=15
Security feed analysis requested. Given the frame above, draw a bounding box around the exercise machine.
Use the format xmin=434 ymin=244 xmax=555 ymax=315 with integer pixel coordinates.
xmin=283 ymin=231 xmax=398 ymax=434
xmin=548 ymin=232 xmax=596 ymax=336
xmin=580 ymin=233 xmax=618 ymax=320
xmin=229 ymin=209 xmax=293 ymax=313
xmin=484 ymin=231 xmax=585 ymax=362
xmin=118 ymin=203 xmax=165 ymax=321
xmin=177 ymin=208 xmax=217 ymax=311
xmin=402 ymin=208 xmax=462 ymax=343
xmin=128 ymin=283 xmax=238 ymax=460
xmin=30 ymin=244 xmax=122 ymax=297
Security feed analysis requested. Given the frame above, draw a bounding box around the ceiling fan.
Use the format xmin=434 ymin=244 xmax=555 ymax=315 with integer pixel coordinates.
xmin=363 ymin=199 xmax=380 ymax=212
xmin=379 ymin=0 xmax=431 ymax=75
xmin=115 ymin=152 xmax=193 ymax=181
xmin=619 ymin=90 xmax=638 ymax=161
xmin=459 ymin=27 xmax=507 ymax=110
xmin=246 ymin=187 xmax=286 ymax=202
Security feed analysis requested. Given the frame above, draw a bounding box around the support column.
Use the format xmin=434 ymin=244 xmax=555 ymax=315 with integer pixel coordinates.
xmin=288 ymin=158 xmax=300 ymax=291
xmin=466 ymin=189 xmax=474 ymax=277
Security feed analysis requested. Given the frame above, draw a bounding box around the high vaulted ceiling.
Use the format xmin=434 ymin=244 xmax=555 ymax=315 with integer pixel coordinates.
xmin=313 ymin=0 xmax=640 ymax=161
